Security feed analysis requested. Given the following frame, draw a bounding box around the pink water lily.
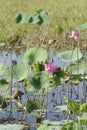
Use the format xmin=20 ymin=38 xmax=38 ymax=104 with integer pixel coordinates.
xmin=45 ymin=62 xmax=58 ymax=73
xmin=68 ymin=31 xmax=80 ymax=39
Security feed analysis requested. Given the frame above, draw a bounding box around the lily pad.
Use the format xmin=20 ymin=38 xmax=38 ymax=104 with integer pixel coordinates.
xmin=4 ymin=63 xmax=29 ymax=82
xmin=0 ymin=124 xmax=24 ymax=130
xmin=0 ymin=84 xmax=10 ymax=98
xmin=38 ymin=10 xmax=49 ymax=25
xmin=68 ymin=58 xmax=87 ymax=75
xmin=30 ymin=71 xmax=54 ymax=91
xmin=55 ymin=105 xmax=67 ymax=112
xmin=37 ymin=124 xmax=61 ymax=130
xmin=15 ymin=10 xmax=49 ymax=25
xmin=76 ymin=23 xmax=87 ymax=31
xmin=15 ymin=13 xmax=28 ymax=24
xmin=58 ymin=48 xmax=83 ymax=62
xmin=0 ymin=62 xmax=7 ymax=76
xmin=23 ymin=47 xmax=47 ymax=64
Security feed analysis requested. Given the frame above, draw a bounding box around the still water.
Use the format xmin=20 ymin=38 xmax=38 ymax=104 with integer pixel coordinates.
xmin=0 ymin=51 xmax=87 ymax=130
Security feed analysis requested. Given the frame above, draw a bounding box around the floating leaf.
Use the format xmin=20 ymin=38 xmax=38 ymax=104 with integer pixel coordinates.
xmin=30 ymin=73 xmax=41 ymax=90
xmin=55 ymin=105 xmax=67 ymax=112
xmin=68 ymin=58 xmax=87 ymax=75
xmin=30 ymin=71 xmax=54 ymax=91
xmin=15 ymin=10 xmax=49 ymax=25
xmin=62 ymin=122 xmax=74 ymax=130
xmin=58 ymin=48 xmax=83 ymax=62
xmin=62 ymin=122 xmax=82 ymax=130
xmin=0 ymin=62 xmax=7 ymax=76
xmin=76 ymin=23 xmax=87 ymax=31
xmin=0 ymin=84 xmax=10 ymax=98
xmin=29 ymin=15 xmax=40 ymax=25
xmin=38 ymin=10 xmax=49 ymax=25
xmin=15 ymin=13 xmax=28 ymax=24
xmin=0 ymin=42 xmax=5 ymax=47
xmin=37 ymin=123 xmax=62 ymax=130
xmin=4 ymin=63 xmax=29 ymax=82
xmin=0 ymin=124 xmax=24 ymax=130
xmin=13 ymin=63 xmax=29 ymax=81
xmin=23 ymin=47 xmax=47 ymax=64
xmin=37 ymin=124 xmax=52 ymax=130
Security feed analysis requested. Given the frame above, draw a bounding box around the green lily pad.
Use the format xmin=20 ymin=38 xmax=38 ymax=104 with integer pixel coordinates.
xmin=23 ymin=47 xmax=47 ymax=64
xmin=37 ymin=124 xmax=61 ymax=130
xmin=0 ymin=62 xmax=7 ymax=76
xmin=58 ymin=48 xmax=83 ymax=62
xmin=0 ymin=124 xmax=24 ymax=130
xmin=62 ymin=122 xmax=81 ymax=130
xmin=38 ymin=10 xmax=49 ymax=25
xmin=55 ymin=105 xmax=67 ymax=112
xmin=76 ymin=23 xmax=87 ymax=31
xmin=0 ymin=84 xmax=10 ymax=98
xmin=30 ymin=71 xmax=54 ymax=91
xmin=28 ymin=15 xmax=41 ymax=25
xmin=68 ymin=58 xmax=87 ymax=75
xmin=15 ymin=10 xmax=49 ymax=25
xmin=15 ymin=13 xmax=28 ymax=24
xmin=4 ymin=63 xmax=29 ymax=82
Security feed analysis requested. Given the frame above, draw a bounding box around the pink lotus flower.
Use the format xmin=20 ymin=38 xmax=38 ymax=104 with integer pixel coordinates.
xmin=45 ymin=62 xmax=58 ymax=73
xmin=68 ymin=31 xmax=80 ymax=39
